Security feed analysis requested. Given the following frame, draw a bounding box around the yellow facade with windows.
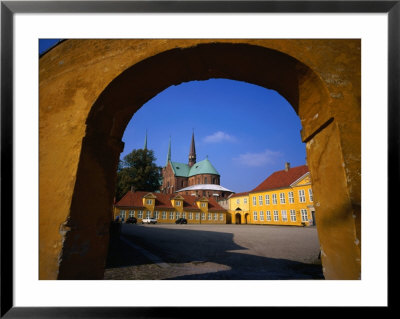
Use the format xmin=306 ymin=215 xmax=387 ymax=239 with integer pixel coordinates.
xmin=228 ymin=192 xmax=250 ymax=224
xmin=249 ymin=173 xmax=315 ymax=226
xmin=113 ymin=191 xmax=227 ymax=224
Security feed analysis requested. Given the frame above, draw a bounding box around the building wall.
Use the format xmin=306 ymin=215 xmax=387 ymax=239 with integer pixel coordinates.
xmin=188 ymin=174 xmax=219 ymax=186
xmin=248 ymin=184 xmax=314 ymax=226
xmin=228 ymin=195 xmax=250 ymax=224
xmin=114 ymin=207 xmax=226 ymax=224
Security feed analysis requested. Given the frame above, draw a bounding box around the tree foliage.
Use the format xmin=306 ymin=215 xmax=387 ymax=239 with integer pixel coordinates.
xmin=115 ymin=149 xmax=162 ymax=201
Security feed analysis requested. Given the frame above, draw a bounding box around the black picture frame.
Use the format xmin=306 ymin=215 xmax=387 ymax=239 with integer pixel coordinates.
xmin=1 ymin=1 xmax=395 ymax=317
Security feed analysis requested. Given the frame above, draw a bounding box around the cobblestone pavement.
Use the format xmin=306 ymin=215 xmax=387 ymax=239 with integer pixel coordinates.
xmin=104 ymin=224 xmax=323 ymax=280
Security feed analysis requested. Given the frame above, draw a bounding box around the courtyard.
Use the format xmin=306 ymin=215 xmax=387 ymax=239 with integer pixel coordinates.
xmin=104 ymin=223 xmax=323 ymax=280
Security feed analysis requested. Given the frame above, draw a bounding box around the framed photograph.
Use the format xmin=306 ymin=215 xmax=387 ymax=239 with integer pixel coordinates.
xmin=2 ymin=0 xmax=395 ymax=316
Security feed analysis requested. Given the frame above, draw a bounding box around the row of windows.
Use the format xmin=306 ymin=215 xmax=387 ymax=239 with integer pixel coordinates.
xmin=119 ymin=210 xmax=224 ymax=221
xmin=236 ymin=197 xmax=248 ymax=205
xmin=251 ymin=189 xmax=313 ymax=206
xmin=252 ymin=209 xmax=309 ymax=222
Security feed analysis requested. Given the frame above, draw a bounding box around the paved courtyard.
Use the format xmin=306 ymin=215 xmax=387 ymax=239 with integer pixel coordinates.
xmin=104 ymin=224 xmax=323 ymax=280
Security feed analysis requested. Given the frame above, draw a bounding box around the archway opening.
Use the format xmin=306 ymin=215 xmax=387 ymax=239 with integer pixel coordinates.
xmin=39 ymin=40 xmax=360 ymax=280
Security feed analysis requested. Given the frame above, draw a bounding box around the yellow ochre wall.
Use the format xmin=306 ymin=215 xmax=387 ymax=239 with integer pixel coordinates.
xmin=228 ymin=195 xmax=250 ymax=224
xmin=249 ymin=174 xmax=314 ymax=226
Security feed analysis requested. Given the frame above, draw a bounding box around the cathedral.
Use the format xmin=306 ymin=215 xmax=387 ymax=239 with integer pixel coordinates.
xmin=160 ymin=132 xmax=234 ymax=199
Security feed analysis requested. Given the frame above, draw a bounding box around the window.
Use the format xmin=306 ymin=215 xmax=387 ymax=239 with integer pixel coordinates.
xmin=301 ymin=209 xmax=308 ymax=222
xmin=138 ymin=210 xmax=143 ymax=219
xmin=182 ymin=212 xmax=186 ymax=219
xmin=189 ymin=212 xmax=193 ymax=220
xmin=214 ymin=213 xmax=218 ymax=220
xmin=272 ymin=194 xmax=277 ymax=205
xmin=236 ymin=199 xmax=240 ymax=205
xmin=162 ymin=211 xmax=167 ymax=219
xmin=176 ymin=201 xmax=181 ymax=206
xmin=309 ymin=189 xmax=313 ymax=202
xmin=244 ymin=198 xmax=248 ymax=204
xmin=290 ymin=209 xmax=296 ymax=222
xmin=258 ymin=195 xmax=263 ymax=205
xmin=266 ymin=211 xmax=271 ymax=221
xmin=288 ymin=191 xmax=294 ymax=204
xmin=169 ymin=211 xmax=174 ymax=220
xmin=201 ymin=202 xmax=206 ymax=208
xmin=280 ymin=193 xmax=286 ymax=204
xmin=260 ymin=211 xmax=264 ymax=221
xmin=265 ymin=194 xmax=270 ymax=205
xmin=299 ymin=190 xmax=306 ymax=203
xmin=196 ymin=213 xmax=200 ymax=220
xmin=146 ymin=211 xmax=151 ymax=218
xmin=273 ymin=210 xmax=279 ymax=221
xmin=154 ymin=211 xmax=159 ymax=219
xmin=253 ymin=211 xmax=258 ymax=221
xmin=129 ymin=210 xmax=135 ymax=218
xmin=201 ymin=212 xmax=205 ymax=220
xmin=220 ymin=213 xmax=224 ymax=221
xmin=208 ymin=213 xmax=212 ymax=220
xmin=252 ymin=196 xmax=257 ymax=205
xmin=281 ymin=210 xmax=288 ymax=222
xmin=176 ymin=212 xmax=180 ymax=219
xmin=146 ymin=199 xmax=152 ymax=205
xmin=120 ymin=210 xmax=126 ymax=220
xmin=205 ymin=177 xmax=208 ymax=184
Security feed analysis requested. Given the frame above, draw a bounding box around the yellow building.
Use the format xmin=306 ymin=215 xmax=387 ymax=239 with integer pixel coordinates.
xmin=114 ymin=191 xmax=227 ymax=224
xmin=248 ymin=163 xmax=315 ymax=226
xmin=228 ymin=192 xmax=250 ymax=224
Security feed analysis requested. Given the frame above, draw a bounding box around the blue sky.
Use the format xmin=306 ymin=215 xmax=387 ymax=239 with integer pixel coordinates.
xmin=40 ymin=40 xmax=306 ymax=193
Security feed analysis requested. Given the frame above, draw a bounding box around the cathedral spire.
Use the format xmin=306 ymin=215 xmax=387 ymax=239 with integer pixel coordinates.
xmin=143 ymin=130 xmax=148 ymax=150
xmin=166 ymin=136 xmax=171 ymax=166
xmin=188 ymin=130 xmax=196 ymax=167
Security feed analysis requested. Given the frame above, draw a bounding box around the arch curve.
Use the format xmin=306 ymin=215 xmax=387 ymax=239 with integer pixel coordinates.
xmin=39 ymin=39 xmax=360 ymax=280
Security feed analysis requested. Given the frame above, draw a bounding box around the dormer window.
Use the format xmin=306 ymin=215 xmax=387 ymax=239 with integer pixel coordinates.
xmin=201 ymin=203 xmax=206 ymax=208
xmin=146 ymin=199 xmax=153 ymax=205
xmin=176 ymin=201 xmax=181 ymax=206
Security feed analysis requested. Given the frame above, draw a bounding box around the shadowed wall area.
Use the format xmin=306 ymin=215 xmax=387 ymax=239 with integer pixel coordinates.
xmin=39 ymin=39 xmax=361 ymax=280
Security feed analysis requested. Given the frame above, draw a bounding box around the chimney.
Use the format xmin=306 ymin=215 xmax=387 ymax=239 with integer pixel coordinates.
xmin=285 ymin=162 xmax=290 ymax=171
xmin=130 ymin=186 xmax=135 ymax=192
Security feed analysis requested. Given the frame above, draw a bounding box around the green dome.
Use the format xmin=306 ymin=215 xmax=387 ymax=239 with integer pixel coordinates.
xmin=188 ymin=158 xmax=219 ymax=177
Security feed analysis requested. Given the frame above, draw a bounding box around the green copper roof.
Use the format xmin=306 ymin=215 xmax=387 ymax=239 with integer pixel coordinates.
xmin=188 ymin=158 xmax=219 ymax=177
xmin=170 ymin=162 xmax=191 ymax=177
xmin=170 ymin=158 xmax=220 ymax=178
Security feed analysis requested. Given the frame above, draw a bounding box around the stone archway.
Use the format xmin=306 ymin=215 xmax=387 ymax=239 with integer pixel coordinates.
xmin=235 ymin=212 xmax=242 ymax=225
xmin=39 ymin=39 xmax=360 ymax=280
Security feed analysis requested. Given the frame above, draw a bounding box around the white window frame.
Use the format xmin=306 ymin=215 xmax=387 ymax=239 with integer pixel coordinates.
xmin=309 ymin=188 xmax=313 ymax=202
xmin=266 ymin=211 xmax=271 ymax=221
xmin=290 ymin=209 xmax=296 ymax=222
xmin=146 ymin=199 xmax=152 ymax=205
xmin=154 ymin=211 xmax=159 ymax=219
xmin=236 ymin=199 xmax=240 ymax=205
xmin=265 ymin=194 xmax=270 ymax=205
xmin=162 ymin=211 xmax=167 ymax=219
xmin=220 ymin=213 xmax=224 ymax=221
xmin=288 ymin=191 xmax=294 ymax=204
xmin=208 ymin=213 xmax=212 ymax=220
xmin=280 ymin=192 xmax=286 ymax=204
xmin=253 ymin=211 xmax=258 ymax=221
xmin=189 ymin=212 xmax=193 ymax=220
xmin=120 ymin=210 xmax=126 ymax=220
xmin=129 ymin=210 xmax=135 ymax=218
xmin=176 ymin=212 xmax=180 ymax=219
xmin=301 ymin=209 xmax=308 ymax=222
xmin=258 ymin=195 xmax=263 ymax=205
xmin=176 ymin=200 xmax=181 ymax=206
xmin=138 ymin=210 xmax=143 ymax=219
xmin=272 ymin=194 xmax=277 ymax=205
xmin=169 ymin=211 xmax=174 ymax=220
xmin=252 ymin=196 xmax=257 ymax=205
xmin=196 ymin=213 xmax=200 ymax=220
xmin=214 ymin=213 xmax=218 ymax=220
xmin=182 ymin=212 xmax=186 ymax=219
xmin=273 ymin=210 xmax=279 ymax=221
xmin=201 ymin=212 xmax=206 ymax=220
xmin=244 ymin=198 xmax=248 ymax=204
xmin=281 ymin=210 xmax=288 ymax=222
xmin=259 ymin=211 xmax=264 ymax=221
xmin=299 ymin=190 xmax=306 ymax=203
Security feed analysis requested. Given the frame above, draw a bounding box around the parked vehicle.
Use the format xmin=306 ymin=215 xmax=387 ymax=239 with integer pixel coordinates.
xmin=142 ymin=217 xmax=157 ymax=224
xmin=175 ymin=218 xmax=188 ymax=224
xmin=126 ymin=217 xmax=137 ymax=224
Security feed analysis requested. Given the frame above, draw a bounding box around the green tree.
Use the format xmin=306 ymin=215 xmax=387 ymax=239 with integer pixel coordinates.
xmin=115 ymin=149 xmax=162 ymax=201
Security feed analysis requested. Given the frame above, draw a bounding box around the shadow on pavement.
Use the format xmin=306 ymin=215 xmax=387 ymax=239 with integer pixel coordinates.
xmin=105 ymin=223 xmax=323 ymax=280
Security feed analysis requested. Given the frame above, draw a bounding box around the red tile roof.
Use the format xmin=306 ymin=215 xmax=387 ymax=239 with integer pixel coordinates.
xmin=115 ymin=191 xmax=226 ymax=211
xmin=250 ymin=165 xmax=309 ymax=193
xmin=230 ymin=191 xmax=249 ymax=198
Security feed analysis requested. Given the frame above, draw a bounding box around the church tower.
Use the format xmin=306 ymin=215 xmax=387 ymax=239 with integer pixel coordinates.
xmin=188 ymin=131 xmax=196 ymax=167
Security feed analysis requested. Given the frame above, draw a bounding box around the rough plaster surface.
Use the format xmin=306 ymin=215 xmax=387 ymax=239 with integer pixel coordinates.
xmin=39 ymin=39 xmax=360 ymax=280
